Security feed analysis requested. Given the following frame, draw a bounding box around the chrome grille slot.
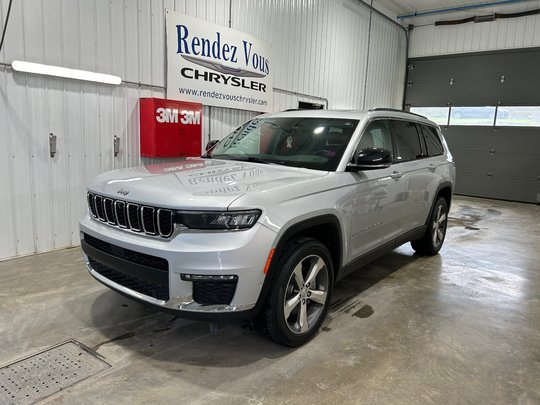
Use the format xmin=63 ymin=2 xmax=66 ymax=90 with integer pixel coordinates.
xmin=94 ymin=195 xmax=106 ymax=221
xmin=157 ymin=209 xmax=173 ymax=237
xmin=87 ymin=193 xmax=97 ymax=218
xmin=114 ymin=201 xmax=128 ymax=228
xmin=141 ymin=206 xmax=157 ymax=235
xmin=127 ymin=203 xmax=142 ymax=232
xmin=103 ymin=198 xmax=116 ymax=225
xmin=86 ymin=193 xmax=175 ymax=238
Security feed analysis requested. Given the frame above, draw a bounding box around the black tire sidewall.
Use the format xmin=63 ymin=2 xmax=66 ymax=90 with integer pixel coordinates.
xmin=269 ymin=239 xmax=334 ymax=347
xmin=430 ymin=197 xmax=448 ymax=253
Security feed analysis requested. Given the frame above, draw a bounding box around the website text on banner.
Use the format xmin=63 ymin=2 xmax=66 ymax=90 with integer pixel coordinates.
xmin=166 ymin=11 xmax=273 ymax=112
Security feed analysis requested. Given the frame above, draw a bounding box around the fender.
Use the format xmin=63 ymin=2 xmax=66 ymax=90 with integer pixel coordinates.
xmin=425 ymin=181 xmax=454 ymax=226
xmin=251 ymin=214 xmax=344 ymax=315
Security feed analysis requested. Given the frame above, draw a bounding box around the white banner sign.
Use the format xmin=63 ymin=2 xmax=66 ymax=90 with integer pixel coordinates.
xmin=166 ymin=11 xmax=273 ymax=112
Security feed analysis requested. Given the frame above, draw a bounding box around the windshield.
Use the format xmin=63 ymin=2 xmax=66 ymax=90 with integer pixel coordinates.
xmin=207 ymin=117 xmax=359 ymax=171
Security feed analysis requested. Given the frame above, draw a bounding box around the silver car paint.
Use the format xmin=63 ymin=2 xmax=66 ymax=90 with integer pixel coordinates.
xmin=80 ymin=109 xmax=455 ymax=313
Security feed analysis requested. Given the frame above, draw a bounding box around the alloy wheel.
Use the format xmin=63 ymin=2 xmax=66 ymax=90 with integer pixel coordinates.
xmin=432 ymin=204 xmax=448 ymax=248
xmin=283 ymin=254 xmax=329 ymax=335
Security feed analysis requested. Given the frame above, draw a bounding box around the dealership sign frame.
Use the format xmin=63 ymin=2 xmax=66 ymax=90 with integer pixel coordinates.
xmin=166 ymin=11 xmax=273 ymax=112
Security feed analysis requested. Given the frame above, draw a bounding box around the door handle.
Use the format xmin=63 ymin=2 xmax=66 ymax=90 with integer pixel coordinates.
xmin=390 ymin=171 xmax=402 ymax=180
xmin=428 ymin=164 xmax=436 ymax=172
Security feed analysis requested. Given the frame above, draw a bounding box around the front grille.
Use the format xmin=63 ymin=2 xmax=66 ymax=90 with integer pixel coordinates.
xmin=87 ymin=192 xmax=174 ymax=238
xmin=89 ymin=257 xmax=169 ymax=301
xmin=193 ymin=280 xmax=237 ymax=305
xmin=84 ymin=233 xmax=168 ymax=271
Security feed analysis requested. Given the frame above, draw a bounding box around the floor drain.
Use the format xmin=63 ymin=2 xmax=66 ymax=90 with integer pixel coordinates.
xmin=0 ymin=340 xmax=110 ymax=404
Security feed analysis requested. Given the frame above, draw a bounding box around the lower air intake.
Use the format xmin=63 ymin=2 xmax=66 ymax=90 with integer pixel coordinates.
xmin=193 ymin=280 xmax=237 ymax=305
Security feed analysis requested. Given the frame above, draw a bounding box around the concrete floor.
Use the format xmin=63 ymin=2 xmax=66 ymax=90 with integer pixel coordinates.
xmin=0 ymin=196 xmax=539 ymax=404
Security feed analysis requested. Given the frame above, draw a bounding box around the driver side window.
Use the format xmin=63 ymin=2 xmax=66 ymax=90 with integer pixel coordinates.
xmin=356 ymin=120 xmax=394 ymax=155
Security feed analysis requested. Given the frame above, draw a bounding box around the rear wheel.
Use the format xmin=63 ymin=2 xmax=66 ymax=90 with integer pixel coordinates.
xmin=411 ymin=197 xmax=448 ymax=255
xmin=256 ymin=238 xmax=334 ymax=347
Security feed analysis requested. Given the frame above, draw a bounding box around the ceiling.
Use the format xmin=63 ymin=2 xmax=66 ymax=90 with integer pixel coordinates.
xmin=375 ymin=0 xmax=524 ymax=16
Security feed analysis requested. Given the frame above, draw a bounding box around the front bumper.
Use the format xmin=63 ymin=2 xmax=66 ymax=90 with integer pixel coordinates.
xmin=80 ymin=214 xmax=277 ymax=319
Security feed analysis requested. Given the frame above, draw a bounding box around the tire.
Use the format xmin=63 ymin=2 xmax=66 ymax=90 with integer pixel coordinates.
xmin=256 ymin=238 xmax=334 ymax=347
xmin=411 ymin=197 xmax=449 ymax=256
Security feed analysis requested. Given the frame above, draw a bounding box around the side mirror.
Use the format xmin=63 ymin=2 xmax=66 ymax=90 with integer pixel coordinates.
xmin=205 ymin=140 xmax=219 ymax=153
xmin=347 ymin=147 xmax=393 ymax=171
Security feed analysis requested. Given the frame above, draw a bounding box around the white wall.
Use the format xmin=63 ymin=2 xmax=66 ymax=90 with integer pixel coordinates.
xmin=0 ymin=0 xmax=406 ymax=260
xmin=407 ymin=0 xmax=540 ymax=58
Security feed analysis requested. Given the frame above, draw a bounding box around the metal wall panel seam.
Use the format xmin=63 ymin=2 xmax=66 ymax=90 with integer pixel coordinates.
xmin=363 ymin=0 xmax=374 ymax=109
xmin=75 ymin=0 xmax=87 ymax=244
xmin=4 ymin=0 xmax=20 ymax=256
xmin=312 ymin=0 xmax=321 ymax=97
xmin=40 ymin=0 xmax=58 ymax=251
xmin=64 ymin=81 xmax=84 ymax=247
xmin=20 ymin=0 xmax=38 ymax=255
xmin=0 ymin=68 xmax=17 ymax=258
xmin=124 ymin=0 xmax=138 ymax=82
xmin=0 ymin=0 xmax=4 ymax=61
xmin=138 ymin=0 xmax=152 ymax=85
xmin=22 ymin=0 xmax=46 ymax=252
xmin=45 ymin=0 xmax=70 ymax=250
xmin=61 ymin=78 xmax=74 ymax=247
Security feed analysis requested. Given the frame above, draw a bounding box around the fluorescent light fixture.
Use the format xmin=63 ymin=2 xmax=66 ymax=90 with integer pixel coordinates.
xmin=11 ymin=60 xmax=122 ymax=85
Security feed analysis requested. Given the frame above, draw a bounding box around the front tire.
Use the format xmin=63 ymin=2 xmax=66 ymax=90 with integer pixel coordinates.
xmin=257 ymin=238 xmax=334 ymax=347
xmin=411 ymin=197 xmax=449 ymax=255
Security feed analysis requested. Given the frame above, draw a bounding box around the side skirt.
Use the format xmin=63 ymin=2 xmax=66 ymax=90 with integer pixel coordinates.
xmin=337 ymin=226 xmax=426 ymax=281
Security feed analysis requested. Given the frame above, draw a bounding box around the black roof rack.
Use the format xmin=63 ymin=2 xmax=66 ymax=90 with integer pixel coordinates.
xmin=369 ymin=107 xmax=427 ymax=119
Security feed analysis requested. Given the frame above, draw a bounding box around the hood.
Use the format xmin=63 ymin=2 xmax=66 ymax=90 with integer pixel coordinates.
xmin=88 ymin=158 xmax=328 ymax=210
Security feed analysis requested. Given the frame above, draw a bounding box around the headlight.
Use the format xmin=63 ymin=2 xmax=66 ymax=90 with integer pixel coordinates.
xmin=176 ymin=209 xmax=261 ymax=230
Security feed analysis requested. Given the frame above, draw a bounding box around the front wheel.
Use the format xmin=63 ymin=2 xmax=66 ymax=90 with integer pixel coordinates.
xmin=257 ymin=238 xmax=334 ymax=347
xmin=411 ymin=197 xmax=449 ymax=255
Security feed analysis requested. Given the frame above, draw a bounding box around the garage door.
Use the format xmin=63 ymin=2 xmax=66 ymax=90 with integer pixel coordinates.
xmin=404 ymin=48 xmax=540 ymax=203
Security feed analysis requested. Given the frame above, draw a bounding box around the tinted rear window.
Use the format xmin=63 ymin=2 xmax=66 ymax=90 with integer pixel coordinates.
xmin=392 ymin=121 xmax=423 ymax=162
xmin=420 ymin=125 xmax=444 ymax=156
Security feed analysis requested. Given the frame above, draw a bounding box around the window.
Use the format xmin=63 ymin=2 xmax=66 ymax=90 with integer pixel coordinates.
xmin=420 ymin=125 xmax=444 ymax=156
xmin=210 ymin=117 xmax=359 ymax=171
xmin=410 ymin=107 xmax=449 ymax=125
xmin=392 ymin=121 xmax=423 ymax=162
xmin=450 ymin=106 xmax=496 ymax=126
xmin=357 ymin=120 xmax=393 ymax=154
xmin=495 ymin=106 xmax=540 ymax=127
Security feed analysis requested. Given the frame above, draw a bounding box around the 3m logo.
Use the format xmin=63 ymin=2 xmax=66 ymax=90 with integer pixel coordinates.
xmin=155 ymin=108 xmax=201 ymax=125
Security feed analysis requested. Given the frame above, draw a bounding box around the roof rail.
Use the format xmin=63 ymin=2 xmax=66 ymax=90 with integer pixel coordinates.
xmin=369 ymin=107 xmax=427 ymax=119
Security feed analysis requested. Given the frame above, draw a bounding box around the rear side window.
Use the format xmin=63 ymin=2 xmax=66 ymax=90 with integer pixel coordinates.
xmin=420 ymin=125 xmax=444 ymax=156
xmin=391 ymin=121 xmax=423 ymax=162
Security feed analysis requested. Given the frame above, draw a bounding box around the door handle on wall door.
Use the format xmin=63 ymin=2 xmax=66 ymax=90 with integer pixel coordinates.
xmin=390 ymin=171 xmax=402 ymax=180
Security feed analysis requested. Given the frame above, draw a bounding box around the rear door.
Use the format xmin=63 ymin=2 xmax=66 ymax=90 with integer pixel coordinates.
xmin=390 ymin=120 xmax=436 ymax=230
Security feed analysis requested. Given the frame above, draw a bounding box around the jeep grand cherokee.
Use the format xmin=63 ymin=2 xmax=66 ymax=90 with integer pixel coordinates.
xmin=80 ymin=108 xmax=455 ymax=346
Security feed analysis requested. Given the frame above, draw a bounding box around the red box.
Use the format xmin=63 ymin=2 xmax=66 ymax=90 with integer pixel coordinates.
xmin=140 ymin=98 xmax=202 ymax=158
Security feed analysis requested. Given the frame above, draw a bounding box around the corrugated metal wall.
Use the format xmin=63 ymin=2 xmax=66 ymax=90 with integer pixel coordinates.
xmin=0 ymin=0 xmax=406 ymax=260
xmin=408 ymin=0 xmax=540 ymax=57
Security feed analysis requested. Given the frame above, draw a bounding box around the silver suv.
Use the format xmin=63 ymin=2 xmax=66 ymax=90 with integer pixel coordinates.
xmin=80 ymin=108 xmax=455 ymax=346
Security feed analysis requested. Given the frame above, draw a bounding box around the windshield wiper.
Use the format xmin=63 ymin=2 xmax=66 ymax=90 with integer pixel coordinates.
xmin=245 ymin=156 xmax=273 ymax=164
xmin=209 ymin=154 xmax=285 ymax=165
